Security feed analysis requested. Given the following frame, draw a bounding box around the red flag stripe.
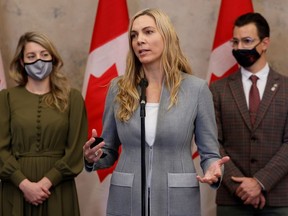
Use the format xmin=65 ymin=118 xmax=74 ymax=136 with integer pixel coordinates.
xmin=207 ymin=0 xmax=254 ymax=84
xmin=83 ymin=0 xmax=129 ymax=182
xmin=89 ymin=0 xmax=129 ymax=52
xmin=212 ymin=0 xmax=254 ymax=49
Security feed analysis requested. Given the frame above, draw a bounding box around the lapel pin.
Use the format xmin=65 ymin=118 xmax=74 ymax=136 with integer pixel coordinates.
xmin=271 ymin=83 xmax=278 ymax=91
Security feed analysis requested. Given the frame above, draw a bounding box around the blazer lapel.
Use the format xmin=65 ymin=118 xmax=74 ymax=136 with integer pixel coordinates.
xmin=253 ymin=69 xmax=280 ymax=129
xmin=228 ymin=71 xmax=253 ymax=130
xmin=152 ymin=80 xmax=169 ymax=145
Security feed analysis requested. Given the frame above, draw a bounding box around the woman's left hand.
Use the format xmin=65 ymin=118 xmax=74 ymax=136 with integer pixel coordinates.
xmin=83 ymin=129 xmax=105 ymax=163
xmin=196 ymin=156 xmax=230 ymax=185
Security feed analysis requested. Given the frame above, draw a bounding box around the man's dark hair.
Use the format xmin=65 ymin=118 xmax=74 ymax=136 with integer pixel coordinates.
xmin=234 ymin=12 xmax=270 ymax=40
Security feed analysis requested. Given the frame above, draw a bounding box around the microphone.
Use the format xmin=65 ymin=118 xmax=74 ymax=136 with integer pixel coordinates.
xmin=139 ymin=78 xmax=148 ymax=118
xmin=140 ymin=78 xmax=148 ymax=105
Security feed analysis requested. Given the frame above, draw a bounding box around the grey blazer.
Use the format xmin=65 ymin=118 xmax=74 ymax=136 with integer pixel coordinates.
xmin=88 ymin=72 xmax=221 ymax=216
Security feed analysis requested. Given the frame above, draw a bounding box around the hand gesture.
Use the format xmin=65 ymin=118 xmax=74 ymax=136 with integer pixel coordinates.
xmin=83 ymin=129 xmax=105 ymax=163
xmin=197 ymin=156 xmax=230 ymax=185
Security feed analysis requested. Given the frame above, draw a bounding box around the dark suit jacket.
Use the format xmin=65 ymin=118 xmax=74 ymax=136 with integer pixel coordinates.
xmin=210 ymin=68 xmax=288 ymax=206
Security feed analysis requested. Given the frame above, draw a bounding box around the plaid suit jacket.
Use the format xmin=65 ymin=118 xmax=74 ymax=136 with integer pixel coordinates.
xmin=210 ymin=68 xmax=288 ymax=206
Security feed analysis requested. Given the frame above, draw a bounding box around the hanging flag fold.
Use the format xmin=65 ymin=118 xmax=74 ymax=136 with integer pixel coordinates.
xmin=76 ymin=0 xmax=129 ymax=215
xmin=0 ymin=50 xmax=7 ymax=90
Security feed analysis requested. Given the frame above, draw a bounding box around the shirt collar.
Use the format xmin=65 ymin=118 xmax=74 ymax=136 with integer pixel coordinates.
xmin=241 ymin=63 xmax=269 ymax=81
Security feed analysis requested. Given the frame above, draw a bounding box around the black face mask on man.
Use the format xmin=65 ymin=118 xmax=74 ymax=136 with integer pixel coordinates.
xmin=232 ymin=42 xmax=262 ymax=68
xmin=24 ymin=59 xmax=53 ymax=80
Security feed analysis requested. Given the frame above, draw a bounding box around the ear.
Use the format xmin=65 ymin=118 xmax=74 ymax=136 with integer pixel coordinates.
xmin=261 ymin=37 xmax=270 ymax=51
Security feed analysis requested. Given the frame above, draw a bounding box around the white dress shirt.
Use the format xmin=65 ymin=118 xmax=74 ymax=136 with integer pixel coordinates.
xmin=241 ymin=63 xmax=269 ymax=109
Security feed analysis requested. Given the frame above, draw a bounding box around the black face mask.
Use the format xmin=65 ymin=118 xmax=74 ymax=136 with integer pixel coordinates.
xmin=232 ymin=43 xmax=261 ymax=68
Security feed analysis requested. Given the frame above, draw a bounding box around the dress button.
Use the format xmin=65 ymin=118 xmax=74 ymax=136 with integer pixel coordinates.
xmin=14 ymin=152 xmax=20 ymax=158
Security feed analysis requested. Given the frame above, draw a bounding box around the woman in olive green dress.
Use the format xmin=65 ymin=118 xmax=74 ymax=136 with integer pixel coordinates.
xmin=0 ymin=32 xmax=88 ymax=215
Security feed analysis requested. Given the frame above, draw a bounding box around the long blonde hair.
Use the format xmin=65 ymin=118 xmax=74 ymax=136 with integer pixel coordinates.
xmin=9 ymin=31 xmax=70 ymax=112
xmin=116 ymin=8 xmax=192 ymax=122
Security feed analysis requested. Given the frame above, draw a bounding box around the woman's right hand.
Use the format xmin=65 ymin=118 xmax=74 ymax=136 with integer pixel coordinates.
xmin=19 ymin=179 xmax=50 ymax=205
xmin=83 ymin=129 xmax=105 ymax=164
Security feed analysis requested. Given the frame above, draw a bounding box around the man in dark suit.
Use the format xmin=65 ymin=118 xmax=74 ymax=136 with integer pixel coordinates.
xmin=210 ymin=12 xmax=288 ymax=215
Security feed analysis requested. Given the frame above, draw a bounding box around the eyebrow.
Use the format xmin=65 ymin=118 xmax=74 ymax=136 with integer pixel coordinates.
xmin=142 ymin=26 xmax=156 ymax=31
xmin=232 ymin=36 xmax=253 ymax=40
xmin=25 ymin=50 xmax=49 ymax=55
xmin=131 ymin=26 xmax=156 ymax=32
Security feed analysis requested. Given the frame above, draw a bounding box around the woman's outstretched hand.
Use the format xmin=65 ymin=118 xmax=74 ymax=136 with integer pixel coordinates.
xmin=197 ymin=156 xmax=230 ymax=185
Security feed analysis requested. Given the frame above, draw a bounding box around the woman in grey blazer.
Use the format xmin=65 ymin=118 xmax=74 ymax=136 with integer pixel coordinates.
xmin=83 ymin=8 xmax=229 ymax=216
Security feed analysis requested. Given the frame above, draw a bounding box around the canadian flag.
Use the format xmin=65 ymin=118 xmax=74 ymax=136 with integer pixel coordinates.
xmin=207 ymin=0 xmax=253 ymax=83
xmin=75 ymin=0 xmax=129 ymax=215
xmin=197 ymin=1 xmax=253 ymax=216
xmin=0 ymin=50 xmax=6 ymax=90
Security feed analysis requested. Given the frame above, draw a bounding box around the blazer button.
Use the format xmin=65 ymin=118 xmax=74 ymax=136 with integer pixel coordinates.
xmin=14 ymin=152 xmax=20 ymax=159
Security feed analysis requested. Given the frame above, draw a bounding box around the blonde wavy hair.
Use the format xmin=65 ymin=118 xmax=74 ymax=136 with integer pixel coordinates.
xmin=116 ymin=8 xmax=192 ymax=122
xmin=9 ymin=31 xmax=70 ymax=112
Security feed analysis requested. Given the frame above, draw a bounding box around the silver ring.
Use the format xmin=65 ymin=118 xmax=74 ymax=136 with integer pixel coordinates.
xmin=95 ymin=151 xmax=99 ymax=157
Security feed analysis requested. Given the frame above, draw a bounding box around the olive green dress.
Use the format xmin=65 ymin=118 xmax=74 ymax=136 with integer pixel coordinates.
xmin=0 ymin=86 xmax=88 ymax=216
